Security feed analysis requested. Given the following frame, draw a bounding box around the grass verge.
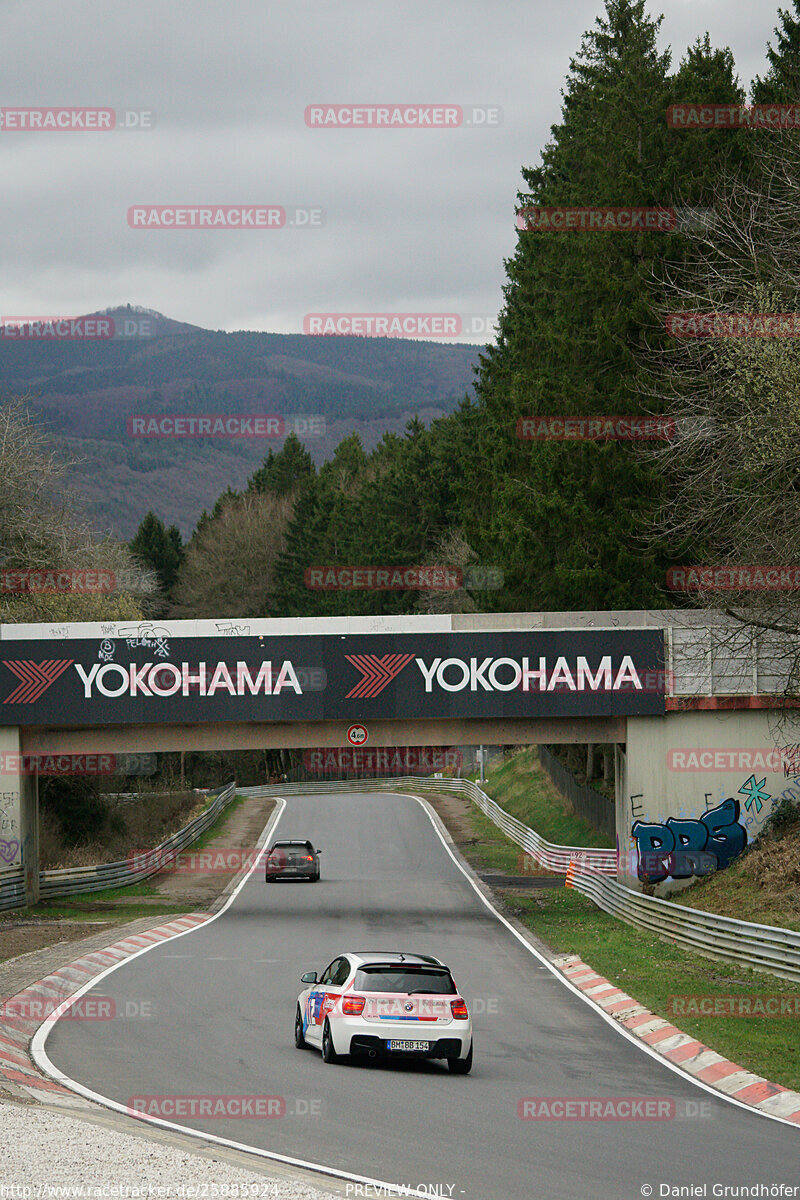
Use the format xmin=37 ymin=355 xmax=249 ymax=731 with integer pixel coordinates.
xmin=428 ymin=764 xmax=800 ymax=1093
xmin=477 ymin=748 xmax=612 ymax=848
xmin=188 ymin=792 xmax=246 ymax=851
xmin=670 ymin=831 xmax=800 ymax=933
xmin=12 ymin=902 xmax=193 ymax=922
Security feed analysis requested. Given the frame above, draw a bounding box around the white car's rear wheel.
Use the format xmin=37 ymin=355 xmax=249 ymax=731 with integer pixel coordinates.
xmin=449 ymin=1041 xmax=473 ymax=1074
xmin=321 ymin=1020 xmax=339 ymax=1064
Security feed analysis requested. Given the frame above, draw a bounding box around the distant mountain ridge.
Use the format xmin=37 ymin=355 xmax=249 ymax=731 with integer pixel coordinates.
xmin=0 ymin=306 xmax=481 ymax=537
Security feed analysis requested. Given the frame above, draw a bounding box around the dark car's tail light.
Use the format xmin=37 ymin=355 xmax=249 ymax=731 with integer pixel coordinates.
xmin=342 ymin=995 xmax=366 ymax=1015
xmin=304 ymin=855 xmax=313 ymax=862
xmin=450 ymin=998 xmax=469 ymax=1019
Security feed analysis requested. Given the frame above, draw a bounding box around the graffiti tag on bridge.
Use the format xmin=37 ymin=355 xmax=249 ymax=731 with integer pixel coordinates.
xmin=631 ymin=798 xmax=747 ymax=884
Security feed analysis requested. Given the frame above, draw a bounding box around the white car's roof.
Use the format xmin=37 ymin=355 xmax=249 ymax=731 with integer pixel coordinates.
xmin=349 ymin=952 xmax=445 ymax=967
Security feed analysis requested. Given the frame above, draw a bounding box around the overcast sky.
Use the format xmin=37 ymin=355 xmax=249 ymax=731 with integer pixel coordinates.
xmin=0 ymin=0 xmax=787 ymax=343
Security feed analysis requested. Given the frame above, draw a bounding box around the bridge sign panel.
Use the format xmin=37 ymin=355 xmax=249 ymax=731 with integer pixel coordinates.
xmin=0 ymin=628 xmax=664 ymax=726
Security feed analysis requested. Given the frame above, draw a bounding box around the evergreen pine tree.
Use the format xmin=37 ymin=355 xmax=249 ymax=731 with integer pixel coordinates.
xmin=752 ymin=2 xmax=800 ymax=101
xmin=459 ymin=0 xmax=744 ymax=611
xmin=247 ymin=432 xmax=315 ymax=496
xmin=130 ymin=512 xmax=184 ymax=593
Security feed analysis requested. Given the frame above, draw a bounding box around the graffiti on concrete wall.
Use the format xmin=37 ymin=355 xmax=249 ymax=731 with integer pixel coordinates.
xmin=631 ymin=797 xmax=748 ymax=884
xmin=0 ymin=789 xmax=21 ymax=868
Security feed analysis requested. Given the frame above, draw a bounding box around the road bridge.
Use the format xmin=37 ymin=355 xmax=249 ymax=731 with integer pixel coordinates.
xmin=0 ymin=610 xmax=794 ymax=901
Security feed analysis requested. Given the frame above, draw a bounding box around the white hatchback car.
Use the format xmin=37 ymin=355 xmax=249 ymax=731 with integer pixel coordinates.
xmin=294 ymin=951 xmax=473 ymax=1073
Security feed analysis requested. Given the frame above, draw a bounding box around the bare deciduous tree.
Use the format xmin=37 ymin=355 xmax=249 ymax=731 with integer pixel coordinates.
xmin=0 ymin=396 xmax=154 ymax=622
xmin=169 ymin=491 xmax=293 ymax=618
xmin=415 ymin=527 xmax=480 ymax=615
xmin=642 ymin=131 xmax=800 ymax=699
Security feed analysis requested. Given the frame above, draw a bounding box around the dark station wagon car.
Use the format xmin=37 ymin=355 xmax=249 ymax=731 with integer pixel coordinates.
xmin=264 ymin=838 xmax=321 ymax=882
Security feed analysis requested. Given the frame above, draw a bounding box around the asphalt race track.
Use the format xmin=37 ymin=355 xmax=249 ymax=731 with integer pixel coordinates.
xmin=43 ymin=792 xmax=800 ymax=1200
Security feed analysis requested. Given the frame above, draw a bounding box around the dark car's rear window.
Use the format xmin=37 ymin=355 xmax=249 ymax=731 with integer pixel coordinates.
xmin=353 ymin=966 xmax=456 ymax=994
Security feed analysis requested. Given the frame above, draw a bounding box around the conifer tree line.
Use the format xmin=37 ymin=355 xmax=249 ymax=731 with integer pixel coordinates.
xmin=6 ymin=0 xmax=797 ymax=630
xmin=125 ymin=0 xmax=800 ymax=627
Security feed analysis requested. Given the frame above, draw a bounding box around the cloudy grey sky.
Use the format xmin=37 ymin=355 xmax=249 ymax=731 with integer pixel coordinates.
xmin=0 ymin=0 xmax=787 ymax=342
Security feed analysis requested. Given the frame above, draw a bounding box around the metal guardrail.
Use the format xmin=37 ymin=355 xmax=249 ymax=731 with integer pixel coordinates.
xmin=0 ymin=871 xmax=25 ymax=911
xmin=250 ymin=776 xmax=800 ymax=983
xmin=239 ymin=776 xmax=617 ymax=874
xmin=568 ymin=863 xmax=800 ymax=985
xmin=0 ymin=781 xmax=238 ymax=911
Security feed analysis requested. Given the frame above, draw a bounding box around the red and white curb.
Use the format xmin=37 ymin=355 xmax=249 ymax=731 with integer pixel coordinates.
xmin=0 ymin=914 xmax=209 ymax=1105
xmin=553 ymin=953 xmax=800 ymax=1124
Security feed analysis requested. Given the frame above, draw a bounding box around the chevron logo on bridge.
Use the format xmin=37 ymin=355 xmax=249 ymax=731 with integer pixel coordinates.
xmin=343 ymin=653 xmax=415 ymax=699
xmin=2 ymin=659 xmax=74 ymax=704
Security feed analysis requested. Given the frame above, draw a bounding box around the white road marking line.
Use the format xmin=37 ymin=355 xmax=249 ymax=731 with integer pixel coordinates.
xmin=31 ymin=796 xmax=436 ymax=1199
xmin=407 ymin=790 xmax=800 ymax=1131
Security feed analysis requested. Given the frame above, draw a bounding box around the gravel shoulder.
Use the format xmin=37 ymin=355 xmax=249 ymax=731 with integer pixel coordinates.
xmin=0 ymin=1101 xmax=342 ymax=1198
xmin=0 ymin=791 xmax=340 ymax=1197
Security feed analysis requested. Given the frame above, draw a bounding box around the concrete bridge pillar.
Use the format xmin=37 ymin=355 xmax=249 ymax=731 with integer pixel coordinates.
xmin=0 ymin=726 xmax=37 ymax=904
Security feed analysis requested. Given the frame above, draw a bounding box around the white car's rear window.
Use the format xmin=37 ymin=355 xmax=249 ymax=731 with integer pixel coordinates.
xmin=353 ymin=966 xmax=456 ymax=994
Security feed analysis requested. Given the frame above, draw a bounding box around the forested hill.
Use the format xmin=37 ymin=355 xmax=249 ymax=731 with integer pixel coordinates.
xmin=0 ymin=306 xmax=480 ymax=537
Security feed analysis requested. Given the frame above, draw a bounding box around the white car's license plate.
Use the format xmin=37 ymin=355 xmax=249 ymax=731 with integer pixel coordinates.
xmin=388 ymin=1039 xmax=430 ymax=1051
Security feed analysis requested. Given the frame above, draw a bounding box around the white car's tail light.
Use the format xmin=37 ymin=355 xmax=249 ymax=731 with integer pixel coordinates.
xmin=450 ymin=998 xmax=469 ymax=1019
xmin=342 ymin=995 xmax=366 ymax=1015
